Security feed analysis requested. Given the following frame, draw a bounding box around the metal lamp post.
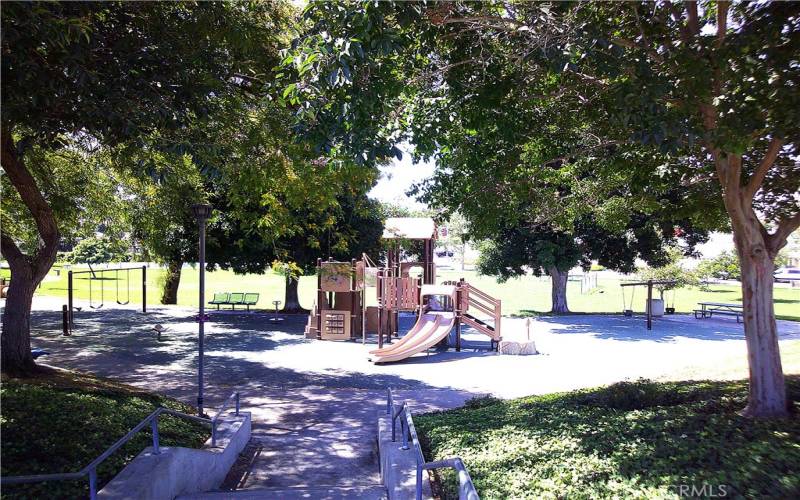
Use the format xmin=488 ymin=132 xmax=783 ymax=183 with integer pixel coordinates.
xmin=191 ymin=203 xmax=213 ymax=417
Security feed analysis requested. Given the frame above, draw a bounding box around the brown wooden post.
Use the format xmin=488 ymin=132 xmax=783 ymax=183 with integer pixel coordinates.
xmin=455 ymin=284 xmax=462 ymax=352
xmin=646 ymin=279 xmax=653 ymax=331
xmin=142 ymin=265 xmax=147 ymax=313
xmin=62 ymin=304 xmax=70 ymax=336
xmin=68 ymin=270 xmax=74 ymax=328
xmin=316 ymin=258 xmax=322 ymax=336
xmin=351 ymin=258 xmax=357 ymax=338
xmin=377 ymin=269 xmax=384 ymax=348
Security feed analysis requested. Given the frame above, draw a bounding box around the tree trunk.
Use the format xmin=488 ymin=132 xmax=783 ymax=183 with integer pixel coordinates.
xmin=0 ymin=266 xmax=38 ymax=374
xmin=548 ymin=267 xmax=570 ymax=313
xmin=160 ymin=259 xmax=182 ymax=305
xmin=734 ymin=229 xmax=787 ymax=417
xmin=281 ymin=275 xmax=308 ymax=313
xmin=711 ymin=150 xmax=790 ymax=418
xmin=1 ymin=127 xmax=60 ymax=374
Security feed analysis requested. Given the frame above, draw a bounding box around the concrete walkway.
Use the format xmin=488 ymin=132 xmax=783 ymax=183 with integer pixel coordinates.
xmin=15 ymin=296 xmax=800 ymax=494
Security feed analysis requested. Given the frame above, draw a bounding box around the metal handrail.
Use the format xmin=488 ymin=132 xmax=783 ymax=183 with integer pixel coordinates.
xmin=386 ymin=389 xmax=480 ymax=500
xmin=211 ymin=391 xmax=240 ymax=446
xmin=1 ymin=392 xmax=241 ymax=500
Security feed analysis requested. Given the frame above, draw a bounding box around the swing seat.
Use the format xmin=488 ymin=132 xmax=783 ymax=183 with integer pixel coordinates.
xmin=115 ymin=268 xmax=131 ymax=305
xmin=623 ymin=309 xmax=634 ymax=317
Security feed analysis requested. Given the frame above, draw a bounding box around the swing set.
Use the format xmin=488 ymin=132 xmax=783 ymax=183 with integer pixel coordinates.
xmin=619 ymin=279 xmax=677 ymax=330
xmin=67 ymin=265 xmax=147 ymax=328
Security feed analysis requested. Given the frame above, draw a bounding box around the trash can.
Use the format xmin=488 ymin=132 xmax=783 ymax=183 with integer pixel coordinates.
xmin=647 ymin=298 xmax=665 ymax=317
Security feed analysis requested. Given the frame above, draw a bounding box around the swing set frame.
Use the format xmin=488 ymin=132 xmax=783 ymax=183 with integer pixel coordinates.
xmin=67 ymin=265 xmax=147 ymax=329
xmin=619 ymin=279 xmax=677 ymax=330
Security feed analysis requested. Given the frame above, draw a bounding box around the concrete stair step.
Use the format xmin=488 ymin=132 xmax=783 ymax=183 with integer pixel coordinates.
xmin=177 ymin=484 xmax=387 ymax=500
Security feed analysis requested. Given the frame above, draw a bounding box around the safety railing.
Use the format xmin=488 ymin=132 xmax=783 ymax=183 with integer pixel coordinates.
xmin=1 ymin=392 xmax=241 ymax=500
xmin=211 ymin=391 xmax=240 ymax=446
xmin=386 ymin=388 xmax=479 ymax=500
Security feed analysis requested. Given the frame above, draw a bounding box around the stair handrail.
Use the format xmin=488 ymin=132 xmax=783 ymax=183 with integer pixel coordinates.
xmin=387 ymin=388 xmax=480 ymax=500
xmin=1 ymin=392 xmax=242 ymax=500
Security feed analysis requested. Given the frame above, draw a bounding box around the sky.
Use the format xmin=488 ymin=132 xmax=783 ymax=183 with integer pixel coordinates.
xmin=368 ymin=145 xmax=435 ymax=210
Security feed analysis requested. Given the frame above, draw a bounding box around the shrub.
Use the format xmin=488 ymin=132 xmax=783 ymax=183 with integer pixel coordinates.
xmin=67 ymin=236 xmax=130 ymax=264
xmin=463 ymin=395 xmax=503 ymax=410
xmin=638 ymin=249 xmax=698 ymax=298
xmin=696 ymin=250 xmax=741 ymax=281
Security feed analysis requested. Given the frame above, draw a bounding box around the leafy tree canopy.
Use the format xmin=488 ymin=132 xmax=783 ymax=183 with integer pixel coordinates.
xmin=288 ymin=0 xmax=799 ymax=416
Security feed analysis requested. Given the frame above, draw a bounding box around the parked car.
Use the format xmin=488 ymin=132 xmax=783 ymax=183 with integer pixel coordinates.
xmin=774 ymin=267 xmax=800 ymax=282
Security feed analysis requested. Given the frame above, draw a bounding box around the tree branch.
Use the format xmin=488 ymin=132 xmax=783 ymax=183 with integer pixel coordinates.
xmin=666 ymin=2 xmax=692 ymax=43
xmin=0 ymin=232 xmax=26 ymax=270
xmin=1 ymin=126 xmax=60 ymax=281
xmin=685 ymin=1 xmax=700 ymax=36
xmin=744 ymin=137 xmax=783 ymax=199
xmin=716 ymin=1 xmax=729 ymax=46
xmin=438 ymin=15 xmax=525 ymax=28
xmin=769 ymin=212 xmax=800 ymax=255
xmin=610 ymin=37 xmax=665 ymax=64
xmin=541 ymin=140 xmax=621 ymax=168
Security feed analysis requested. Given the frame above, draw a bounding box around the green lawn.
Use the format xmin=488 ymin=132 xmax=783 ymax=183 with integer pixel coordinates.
xmin=416 ymin=376 xmax=800 ymax=499
xmin=436 ymin=269 xmax=800 ymax=321
xmin=0 ymin=368 xmax=209 ymax=499
xmin=15 ymin=264 xmax=800 ymax=320
xmin=29 ymin=265 xmax=318 ymax=312
xmin=663 ymin=339 xmax=800 ymax=382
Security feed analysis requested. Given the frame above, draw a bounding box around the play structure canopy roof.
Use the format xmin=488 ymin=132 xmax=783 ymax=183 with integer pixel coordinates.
xmin=382 ymin=217 xmax=436 ymax=240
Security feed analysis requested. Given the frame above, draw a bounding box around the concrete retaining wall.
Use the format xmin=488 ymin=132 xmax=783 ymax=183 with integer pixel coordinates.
xmin=99 ymin=412 xmax=251 ymax=500
xmin=377 ymin=412 xmax=432 ymax=500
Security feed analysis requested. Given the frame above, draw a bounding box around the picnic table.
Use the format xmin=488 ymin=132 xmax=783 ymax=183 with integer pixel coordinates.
xmin=694 ymin=302 xmax=743 ymax=323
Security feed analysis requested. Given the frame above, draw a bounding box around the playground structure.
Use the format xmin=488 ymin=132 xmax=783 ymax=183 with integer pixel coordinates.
xmin=305 ymin=217 xmax=502 ymax=362
xmin=620 ymin=279 xmax=677 ymax=330
xmin=305 ymin=258 xmax=368 ymax=341
xmin=67 ymin=265 xmax=147 ymax=331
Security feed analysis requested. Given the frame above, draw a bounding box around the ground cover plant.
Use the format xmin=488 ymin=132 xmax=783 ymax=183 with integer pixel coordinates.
xmin=0 ymin=367 xmax=209 ymax=499
xmin=415 ymin=377 xmax=800 ymax=499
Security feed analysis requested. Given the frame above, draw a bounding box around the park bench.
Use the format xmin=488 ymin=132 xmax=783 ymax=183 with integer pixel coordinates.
xmin=209 ymin=292 xmax=230 ymax=310
xmin=694 ymin=302 xmax=743 ymax=323
xmin=243 ymin=293 xmax=260 ymax=311
xmin=208 ymin=291 xmax=260 ymax=310
xmin=228 ymin=292 xmax=245 ymax=310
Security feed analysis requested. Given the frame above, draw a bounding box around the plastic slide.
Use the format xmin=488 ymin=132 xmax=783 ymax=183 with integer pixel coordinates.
xmin=369 ymin=312 xmax=455 ymax=364
xmin=369 ymin=313 xmax=440 ymax=356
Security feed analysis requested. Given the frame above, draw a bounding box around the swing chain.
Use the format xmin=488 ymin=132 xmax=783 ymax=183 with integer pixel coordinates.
xmin=116 ymin=268 xmax=131 ymax=305
xmin=89 ymin=269 xmax=104 ymax=310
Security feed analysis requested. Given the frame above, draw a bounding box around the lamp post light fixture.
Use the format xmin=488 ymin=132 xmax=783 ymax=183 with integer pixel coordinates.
xmin=191 ymin=203 xmax=212 ymax=417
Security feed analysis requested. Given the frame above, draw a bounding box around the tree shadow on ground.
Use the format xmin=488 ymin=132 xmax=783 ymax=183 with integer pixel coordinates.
xmin=28 ymin=305 xmax=481 ymax=403
xmin=530 ymin=314 xmax=781 ymax=343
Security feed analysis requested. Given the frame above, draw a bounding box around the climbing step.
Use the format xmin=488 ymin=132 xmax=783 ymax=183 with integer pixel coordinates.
xmin=177 ymin=485 xmax=388 ymax=499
